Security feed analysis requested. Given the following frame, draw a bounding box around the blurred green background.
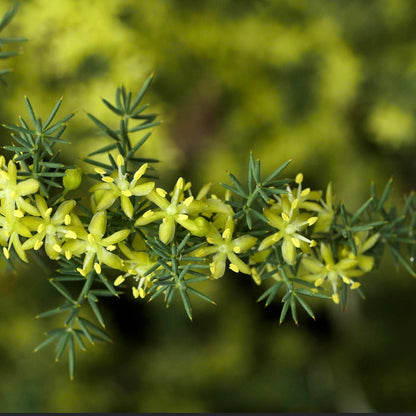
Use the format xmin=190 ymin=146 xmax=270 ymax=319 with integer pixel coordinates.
xmin=1 ymin=0 xmax=416 ymax=412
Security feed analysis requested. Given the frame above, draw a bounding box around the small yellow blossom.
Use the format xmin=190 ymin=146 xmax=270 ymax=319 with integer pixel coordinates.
xmin=135 ymin=177 xmax=209 ymax=244
xmin=21 ymin=195 xmax=77 ymax=260
xmin=62 ymin=211 xmax=130 ymax=275
xmin=197 ymin=215 xmax=257 ymax=279
xmin=0 ymin=159 xmax=40 ymax=217
xmin=0 ymin=207 xmax=32 ymax=262
xmin=259 ymin=201 xmax=317 ymax=265
xmin=90 ymin=157 xmax=155 ymax=218
xmin=115 ymin=243 xmax=158 ymax=298
xmin=338 ymin=231 xmax=380 ymax=272
xmin=301 ymin=242 xmax=364 ymax=303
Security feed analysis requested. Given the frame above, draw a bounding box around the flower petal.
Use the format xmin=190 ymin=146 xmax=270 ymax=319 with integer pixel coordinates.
xmin=159 ymin=216 xmax=176 ymax=244
xmin=88 ymin=211 xmax=107 ymax=239
xmin=131 ymin=181 xmax=155 ymax=196
xmin=102 ymin=229 xmax=130 ymax=246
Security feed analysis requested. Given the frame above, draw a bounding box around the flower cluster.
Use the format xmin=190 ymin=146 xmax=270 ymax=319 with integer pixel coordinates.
xmin=3 ymin=5 xmax=414 ymax=379
xmin=2 ymin=78 xmax=414 ymax=381
xmin=0 ymin=145 xmax=384 ymax=308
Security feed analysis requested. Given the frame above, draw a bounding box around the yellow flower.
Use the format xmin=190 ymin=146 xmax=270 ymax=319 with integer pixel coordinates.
xmin=0 ymin=159 xmax=40 ymax=217
xmin=135 ymin=177 xmax=208 ymax=244
xmin=114 ymin=243 xmax=158 ymax=299
xmin=338 ymin=231 xmax=379 ymax=272
xmin=62 ymin=211 xmax=130 ymax=276
xmin=301 ymin=242 xmax=363 ymax=303
xmin=281 ymin=172 xmax=323 ymax=212
xmin=0 ymin=206 xmax=32 ymax=262
xmin=197 ymin=215 xmax=257 ymax=279
xmin=21 ymin=195 xmax=77 ymax=259
xmin=258 ymin=201 xmax=317 ymax=265
xmin=90 ymin=156 xmax=155 ymax=219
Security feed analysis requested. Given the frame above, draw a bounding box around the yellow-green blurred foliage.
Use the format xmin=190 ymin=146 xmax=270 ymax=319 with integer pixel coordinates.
xmin=1 ymin=0 xmax=416 ymax=412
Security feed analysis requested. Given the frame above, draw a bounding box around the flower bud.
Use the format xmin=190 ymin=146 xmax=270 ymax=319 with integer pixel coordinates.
xmin=192 ymin=216 xmax=210 ymax=237
xmin=63 ymin=167 xmax=82 ymax=192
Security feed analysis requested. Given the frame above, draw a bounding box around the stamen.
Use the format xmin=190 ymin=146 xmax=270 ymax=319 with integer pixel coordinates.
xmin=222 ymin=228 xmax=231 ymax=240
xmin=175 ymin=177 xmax=184 ymax=190
xmin=116 ymin=154 xmax=124 ymax=167
xmin=114 ymin=275 xmax=125 ymax=286
xmin=272 ymin=233 xmax=281 ymax=242
xmin=65 ymin=231 xmax=77 ymax=239
xmin=156 ymin=188 xmax=167 ymax=197
xmin=291 ymin=199 xmax=299 ymax=210
xmin=331 ymin=293 xmax=340 ymax=304
xmin=95 ymin=167 xmax=106 ymax=175
xmin=341 ymin=276 xmax=351 ymax=284
xmin=291 ymin=237 xmax=300 ymax=248
xmin=183 ymin=196 xmax=194 ymax=206
xmin=34 ymin=240 xmax=43 ymax=250
xmin=94 ymin=263 xmax=101 ymax=274
xmin=76 ymin=268 xmax=86 ymax=277
xmin=142 ymin=210 xmax=154 ymax=218
xmin=301 ymin=188 xmax=310 ymax=197
xmin=295 ymin=173 xmax=303 ymax=184
xmin=134 ymin=163 xmax=148 ymax=180
xmin=52 ymin=244 xmax=62 ymax=253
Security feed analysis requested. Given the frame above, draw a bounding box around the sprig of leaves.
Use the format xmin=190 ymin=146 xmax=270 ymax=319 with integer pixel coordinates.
xmin=3 ymin=97 xmax=75 ymax=201
xmin=222 ymin=153 xmax=291 ymax=230
xmin=0 ymin=2 xmax=26 ymax=84
xmin=145 ymin=233 xmax=214 ymax=320
xmin=85 ymin=74 xmax=161 ymax=177
xmin=34 ymin=257 xmax=117 ymax=380
xmin=256 ymin=246 xmax=329 ymax=325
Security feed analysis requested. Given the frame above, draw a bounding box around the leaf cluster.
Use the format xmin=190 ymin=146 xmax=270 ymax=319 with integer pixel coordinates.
xmin=0 ymin=2 xmax=26 ymax=83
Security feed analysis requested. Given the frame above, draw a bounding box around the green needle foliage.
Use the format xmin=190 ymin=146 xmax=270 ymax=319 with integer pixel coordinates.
xmin=0 ymin=2 xmax=26 ymax=84
xmin=2 ymin=2 xmax=416 ymax=380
